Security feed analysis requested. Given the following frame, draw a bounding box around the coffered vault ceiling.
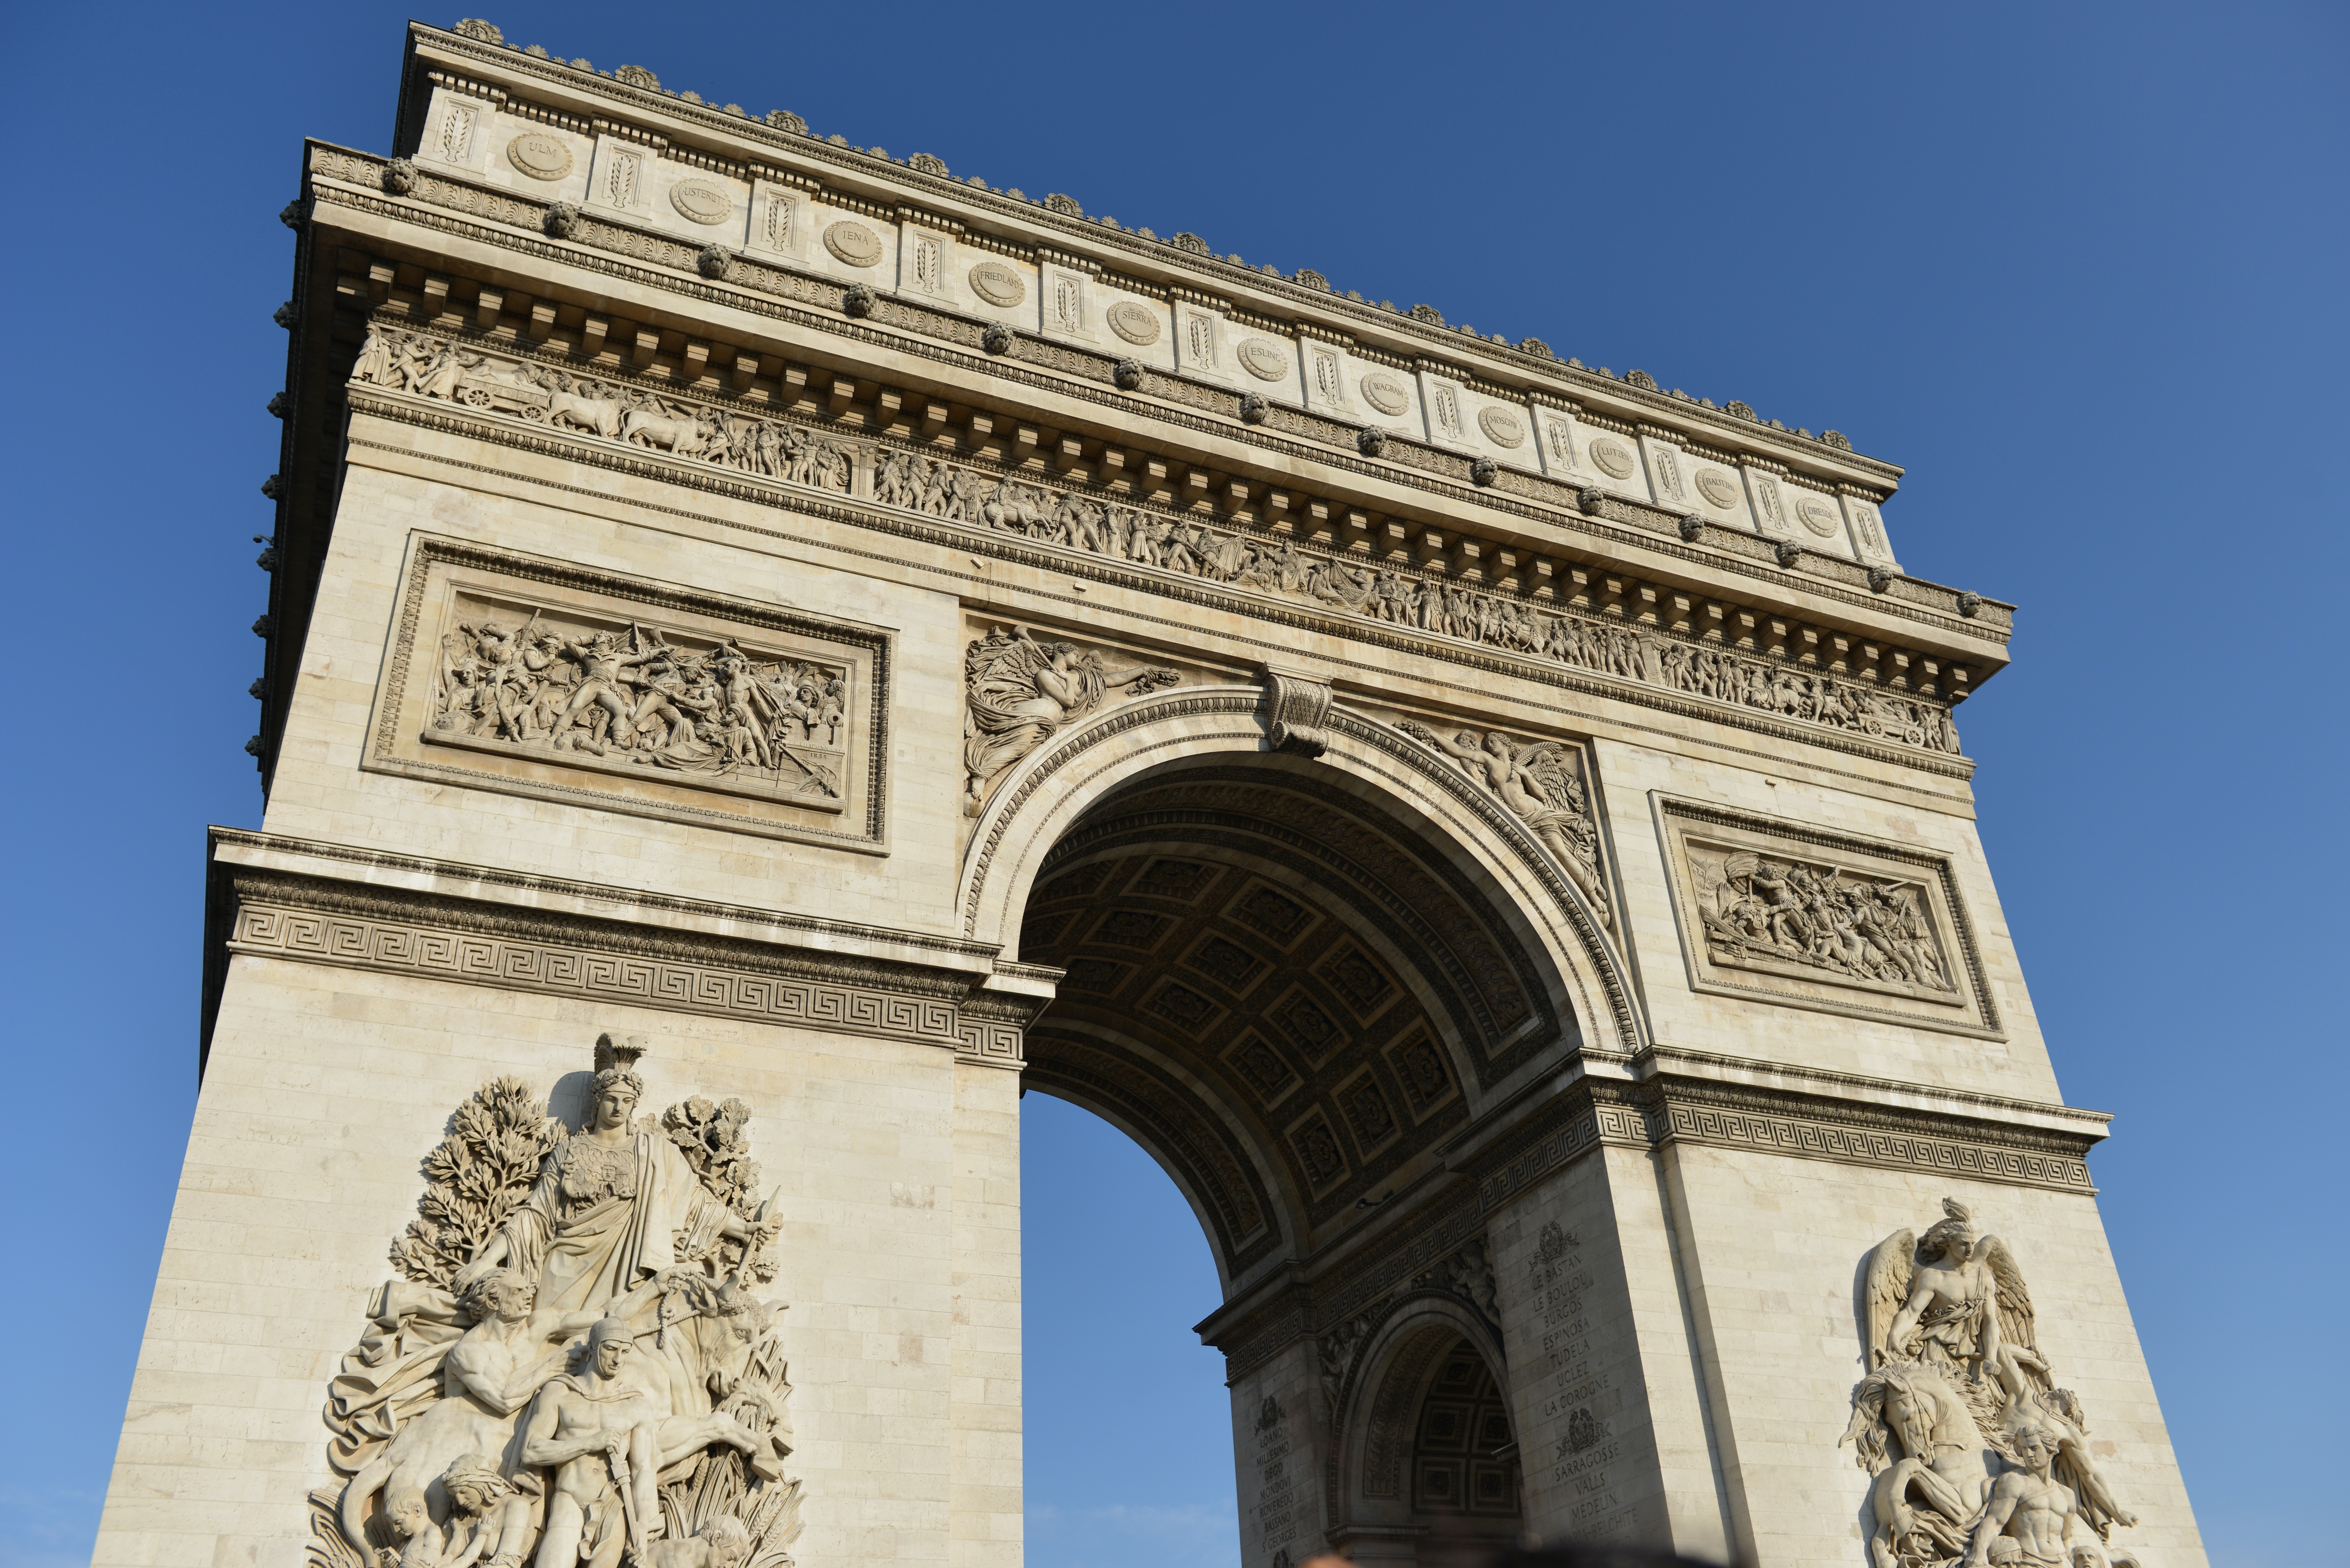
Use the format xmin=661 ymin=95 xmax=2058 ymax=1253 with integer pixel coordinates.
xmin=1016 ymin=762 xmax=1573 ymax=1281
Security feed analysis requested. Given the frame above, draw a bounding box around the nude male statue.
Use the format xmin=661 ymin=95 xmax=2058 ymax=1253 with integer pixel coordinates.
xmin=519 ymin=1317 xmax=663 ymax=1568
xmin=1966 ymin=1423 xmax=2112 ymax=1568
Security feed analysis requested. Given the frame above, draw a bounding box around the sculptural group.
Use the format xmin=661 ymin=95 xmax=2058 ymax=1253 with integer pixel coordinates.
xmin=430 ymin=607 xmax=844 ymax=799
xmin=1843 ymin=1200 xmax=2139 ymax=1568
xmin=311 ymin=1038 xmax=804 ymax=1568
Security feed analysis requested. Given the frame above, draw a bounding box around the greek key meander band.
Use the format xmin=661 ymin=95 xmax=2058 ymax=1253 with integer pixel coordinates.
xmin=1215 ymin=1089 xmax=2094 ymax=1382
xmin=226 ymin=896 xmax=1023 ymax=1066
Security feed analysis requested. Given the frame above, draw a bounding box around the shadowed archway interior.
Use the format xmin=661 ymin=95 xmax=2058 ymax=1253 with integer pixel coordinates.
xmin=1015 ymin=758 xmax=1576 ymax=1285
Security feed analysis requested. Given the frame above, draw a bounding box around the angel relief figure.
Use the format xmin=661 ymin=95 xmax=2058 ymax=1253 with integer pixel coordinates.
xmin=312 ymin=1037 xmax=806 ymax=1568
xmin=1395 ymin=722 xmax=1612 ymax=928
xmin=960 ymin=625 xmax=1179 ymax=815
xmin=1842 ymin=1200 xmax=2138 ymax=1568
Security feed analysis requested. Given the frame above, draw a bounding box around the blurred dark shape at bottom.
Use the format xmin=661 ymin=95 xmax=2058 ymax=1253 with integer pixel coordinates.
xmin=1297 ymin=1549 xmax=1722 ymax=1568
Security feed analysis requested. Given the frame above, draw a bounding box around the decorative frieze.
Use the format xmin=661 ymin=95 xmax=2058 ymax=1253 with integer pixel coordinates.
xmin=345 ymin=323 xmax=1969 ymax=768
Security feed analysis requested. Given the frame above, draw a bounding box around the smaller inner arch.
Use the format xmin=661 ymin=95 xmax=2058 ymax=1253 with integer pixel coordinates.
xmin=1409 ymin=1341 xmax=1523 ymax=1527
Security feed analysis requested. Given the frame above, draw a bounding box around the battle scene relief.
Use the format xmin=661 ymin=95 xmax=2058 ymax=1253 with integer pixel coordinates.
xmin=370 ymin=542 xmax=891 ymax=845
xmin=1688 ymin=841 xmax=1955 ymax=1000
xmin=427 ymin=589 xmax=849 ymax=809
xmin=1657 ymin=799 xmax=1998 ymax=1037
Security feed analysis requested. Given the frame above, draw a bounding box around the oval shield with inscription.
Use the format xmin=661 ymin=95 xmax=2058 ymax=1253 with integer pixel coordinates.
xmin=505 ymin=133 xmax=573 ymax=182
xmin=1237 ymin=339 xmax=1290 ymax=382
xmin=823 ymin=220 xmax=883 ymax=267
xmin=1694 ymin=470 xmax=1740 ymax=509
xmin=1588 ymin=437 xmax=1636 ymax=479
xmin=1359 ymin=373 xmax=1409 ymax=417
xmin=669 ymin=180 xmax=734 ymax=226
xmin=1106 ymin=301 xmax=1160 ymax=345
xmin=969 ymin=262 xmax=1026 ymax=307
xmin=1797 ymin=496 xmax=1842 ymax=536
xmin=1477 ymin=407 xmax=1526 ymax=449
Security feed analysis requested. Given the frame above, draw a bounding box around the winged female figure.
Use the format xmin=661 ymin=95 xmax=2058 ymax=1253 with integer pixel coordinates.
xmin=1394 ymin=723 xmax=1613 ymax=928
xmin=960 ymin=626 xmax=1179 ymax=815
xmin=1847 ymin=1198 xmax=2138 ymax=1567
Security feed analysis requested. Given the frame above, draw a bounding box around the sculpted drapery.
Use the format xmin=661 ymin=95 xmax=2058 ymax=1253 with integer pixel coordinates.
xmin=314 ymin=1037 xmax=802 ymax=1568
xmin=480 ymin=1127 xmax=732 ymax=1318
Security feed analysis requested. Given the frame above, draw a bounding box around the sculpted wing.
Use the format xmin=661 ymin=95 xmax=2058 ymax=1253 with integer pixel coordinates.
xmin=1976 ymin=1234 xmax=2036 ymax=1353
xmin=1862 ymin=1228 xmax=1916 ymax=1366
xmin=1512 ymin=742 xmax=1585 ymax=814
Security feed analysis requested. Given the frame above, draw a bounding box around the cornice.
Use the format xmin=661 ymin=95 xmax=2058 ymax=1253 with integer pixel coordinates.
xmin=207 ymin=827 xmax=1004 ymax=973
xmin=340 ymin=432 xmax=1982 ymax=812
xmin=304 ymin=148 xmax=2012 ymax=651
xmin=404 ymin=23 xmax=1909 ymax=486
xmin=201 ymin=845 xmax=1035 ymax=1077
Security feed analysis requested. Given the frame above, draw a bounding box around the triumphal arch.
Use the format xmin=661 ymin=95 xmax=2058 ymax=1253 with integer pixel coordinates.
xmin=98 ymin=20 xmax=2206 ymax=1568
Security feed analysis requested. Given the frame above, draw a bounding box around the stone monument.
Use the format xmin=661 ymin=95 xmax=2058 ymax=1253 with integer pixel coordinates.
xmin=95 ymin=20 xmax=2206 ymax=1568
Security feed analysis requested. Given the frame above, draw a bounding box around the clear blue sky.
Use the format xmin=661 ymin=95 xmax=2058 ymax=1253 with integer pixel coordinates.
xmin=2 ymin=4 xmax=2340 ymax=1568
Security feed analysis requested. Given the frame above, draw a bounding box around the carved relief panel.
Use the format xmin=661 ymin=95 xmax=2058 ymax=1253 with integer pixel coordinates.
xmin=417 ymin=86 xmax=493 ymax=175
xmin=1653 ymin=796 xmax=2001 ymax=1037
xmin=585 ymin=134 xmax=654 ymax=219
xmin=368 ymin=539 xmax=891 ymax=849
xmin=748 ymin=179 xmax=806 ymax=260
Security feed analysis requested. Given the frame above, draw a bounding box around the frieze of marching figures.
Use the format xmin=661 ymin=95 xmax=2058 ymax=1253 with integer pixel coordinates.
xmin=309 ymin=1036 xmax=805 ymax=1568
xmin=1844 ymin=1198 xmax=2143 ymax=1568
xmin=351 ymin=325 xmax=1961 ymax=760
xmin=428 ymin=589 xmax=846 ymax=809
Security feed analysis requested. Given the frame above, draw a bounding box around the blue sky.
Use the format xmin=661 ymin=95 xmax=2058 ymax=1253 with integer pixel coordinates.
xmin=2 ymin=3 xmax=2341 ymax=1567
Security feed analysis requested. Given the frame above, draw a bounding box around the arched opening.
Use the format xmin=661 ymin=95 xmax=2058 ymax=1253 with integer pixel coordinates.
xmin=1012 ymin=751 xmax=1578 ymax=1288
xmin=985 ymin=704 xmax=1608 ymax=1563
xmin=1401 ymin=1340 xmax=1524 ymax=1565
xmin=1020 ymin=1093 xmax=1236 ymax=1568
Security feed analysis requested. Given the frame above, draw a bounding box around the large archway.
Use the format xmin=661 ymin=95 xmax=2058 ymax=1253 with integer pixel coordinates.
xmin=1014 ymin=752 xmax=1577 ymax=1284
xmin=984 ymin=682 xmax=1614 ymax=1563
